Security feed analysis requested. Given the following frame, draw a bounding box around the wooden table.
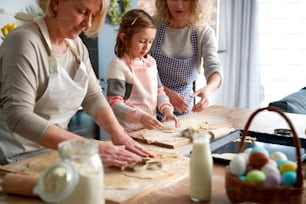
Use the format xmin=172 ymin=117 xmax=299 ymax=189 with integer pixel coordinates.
xmin=0 ymin=105 xmax=305 ymax=204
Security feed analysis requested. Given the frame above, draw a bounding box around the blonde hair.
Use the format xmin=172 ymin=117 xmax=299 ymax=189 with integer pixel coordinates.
xmin=155 ymin=0 xmax=212 ymax=29
xmin=115 ymin=9 xmax=156 ymax=58
xmin=36 ymin=0 xmax=109 ymax=37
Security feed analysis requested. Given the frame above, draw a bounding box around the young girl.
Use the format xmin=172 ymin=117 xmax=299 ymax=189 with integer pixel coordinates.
xmin=107 ymin=9 xmax=180 ymax=132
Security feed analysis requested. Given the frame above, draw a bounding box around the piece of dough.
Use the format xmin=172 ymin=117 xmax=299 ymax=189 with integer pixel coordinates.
xmin=122 ymin=149 xmax=187 ymax=179
xmin=104 ymin=172 xmax=138 ymax=189
xmin=123 ymin=168 xmax=167 ymax=179
xmin=24 ymin=151 xmax=58 ymax=174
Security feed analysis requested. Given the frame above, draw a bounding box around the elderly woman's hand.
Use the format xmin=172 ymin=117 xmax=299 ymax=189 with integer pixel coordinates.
xmin=111 ymin=132 xmax=155 ymax=158
xmin=97 ymin=141 xmax=143 ymax=167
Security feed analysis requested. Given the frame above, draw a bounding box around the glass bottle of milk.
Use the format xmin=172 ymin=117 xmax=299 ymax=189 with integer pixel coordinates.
xmin=189 ymin=132 xmax=213 ymax=202
xmin=34 ymin=140 xmax=104 ymax=204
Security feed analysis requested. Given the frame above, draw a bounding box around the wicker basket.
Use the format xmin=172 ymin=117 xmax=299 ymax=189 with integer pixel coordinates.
xmin=225 ymin=106 xmax=305 ymax=204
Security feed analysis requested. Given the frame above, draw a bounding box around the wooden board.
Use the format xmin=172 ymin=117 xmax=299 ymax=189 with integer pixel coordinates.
xmin=128 ymin=112 xmax=235 ymax=148
xmin=0 ymin=148 xmax=189 ymax=204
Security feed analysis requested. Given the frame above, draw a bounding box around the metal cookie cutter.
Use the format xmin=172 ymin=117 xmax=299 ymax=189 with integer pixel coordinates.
xmin=121 ymin=158 xmax=162 ymax=172
xmin=274 ymin=128 xmax=292 ymax=136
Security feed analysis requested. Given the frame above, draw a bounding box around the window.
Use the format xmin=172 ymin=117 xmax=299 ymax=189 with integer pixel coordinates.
xmin=258 ymin=0 xmax=306 ymax=106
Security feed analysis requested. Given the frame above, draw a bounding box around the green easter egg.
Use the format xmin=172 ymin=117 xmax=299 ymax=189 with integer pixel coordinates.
xmin=246 ymin=170 xmax=266 ymax=184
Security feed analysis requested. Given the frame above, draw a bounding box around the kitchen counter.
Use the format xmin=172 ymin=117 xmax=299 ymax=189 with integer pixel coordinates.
xmin=0 ymin=105 xmax=305 ymax=204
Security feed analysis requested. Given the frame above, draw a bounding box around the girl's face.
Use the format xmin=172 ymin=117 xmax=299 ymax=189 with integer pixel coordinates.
xmin=166 ymin=0 xmax=191 ymax=23
xmin=127 ymin=28 xmax=156 ymax=60
xmin=52 ymin=0 xmax=101 ymax=39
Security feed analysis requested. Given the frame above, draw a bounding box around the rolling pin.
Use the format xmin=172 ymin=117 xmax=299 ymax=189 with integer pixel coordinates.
xmin=182 ymin=127 xmax=235 ymax=140
xmin=209 ymin=127 xmax=235 ymax=140
xmin=2 ymin=173 xmax=39 ymax=197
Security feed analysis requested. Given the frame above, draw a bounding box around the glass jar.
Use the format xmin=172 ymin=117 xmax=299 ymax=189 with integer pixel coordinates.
xmin=189 ymin=132 xmax=213 ymax=202
xmin=34 ymin=140 xmax=104 ymax=204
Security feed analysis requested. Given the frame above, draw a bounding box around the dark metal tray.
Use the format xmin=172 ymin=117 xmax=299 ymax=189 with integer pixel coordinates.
xmin=210 ymin=130 xmax=306 ymax=164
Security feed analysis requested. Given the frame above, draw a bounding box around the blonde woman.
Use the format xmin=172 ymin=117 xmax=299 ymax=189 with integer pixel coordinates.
xmin=151 ymin=0 xmax=223 ymax=116
xmin=0 ymin=0 xmax=152 ymax=167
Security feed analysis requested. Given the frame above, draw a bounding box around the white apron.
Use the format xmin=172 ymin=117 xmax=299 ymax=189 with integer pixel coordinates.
xmin=0 ymin=17 xmax=88 ymax=164
xmin=119 ymin=54 xmax=157 ymax=132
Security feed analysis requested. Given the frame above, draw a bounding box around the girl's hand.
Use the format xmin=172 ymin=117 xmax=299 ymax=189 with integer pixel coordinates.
xmin=161 ymin=108 xmax=180 ymax=128
xmin=140 ymin=114 xmax=163 ymax=130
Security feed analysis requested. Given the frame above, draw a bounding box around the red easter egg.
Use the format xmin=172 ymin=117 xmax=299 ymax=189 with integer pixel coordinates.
xmin=249 ymin=152 xmax=269 ymax=169
xmin=246 ymin=164 xmax=258 ymax=174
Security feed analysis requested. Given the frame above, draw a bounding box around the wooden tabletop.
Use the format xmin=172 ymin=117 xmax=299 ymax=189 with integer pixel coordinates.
xmin=0 ymin=105 xmax=305 ymax=204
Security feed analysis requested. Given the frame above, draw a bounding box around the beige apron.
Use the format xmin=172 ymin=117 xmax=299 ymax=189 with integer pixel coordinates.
xmin=119 ymin=54 xmax=157 ymax=132
xmin=0 ymin=17 xmax=88 ymax=164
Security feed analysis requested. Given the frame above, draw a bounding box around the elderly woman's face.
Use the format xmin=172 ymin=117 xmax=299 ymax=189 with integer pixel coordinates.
xmin=166 ymin=0 xmax=191 ymax=21
xmin=53 ymin=0 xmax=101 ymax=39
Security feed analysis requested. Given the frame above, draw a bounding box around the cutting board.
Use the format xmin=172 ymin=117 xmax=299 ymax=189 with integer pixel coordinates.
xmin=128 ymin=111 xmax=234 ymax=148
xmin=0 ymin=148 xmax=189 ymax=204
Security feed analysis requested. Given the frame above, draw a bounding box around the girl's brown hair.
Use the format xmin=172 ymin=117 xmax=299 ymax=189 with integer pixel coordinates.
xmin=36 ymin=0 xmax=109 ymax=38
xmin=155 ymin=0 xmax=212 ymax=29
xmin=114 ymin=9 xmax=156 ymax=57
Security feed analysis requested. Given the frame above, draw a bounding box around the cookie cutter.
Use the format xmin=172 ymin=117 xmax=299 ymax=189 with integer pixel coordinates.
xmin=121 ymin=158 xmax=162 ymax=172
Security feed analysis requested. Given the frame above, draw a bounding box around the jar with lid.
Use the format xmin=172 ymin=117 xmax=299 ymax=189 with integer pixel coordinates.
xmin=34 ymin=140 xmax=104 ymax=204
xmin=189 ymin=132 xmax=213 ymax=202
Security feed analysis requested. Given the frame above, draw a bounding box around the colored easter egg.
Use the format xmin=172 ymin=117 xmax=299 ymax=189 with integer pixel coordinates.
xmin=249 ymin=152 xmax=269 ymax=168
xmin=281 ymin=172 xmax=297 ymax=186
xmin=271 ymin=151 xmax=288 ymax=162
xmin=279 ymin=162 xmax=297 ymax=174
xmin=250 ymin=147 xmax=269 ymax=157
xmin=246 ymin=164 xmax=258 ymax=174
xmin=229 ymin=153 xmax=247 ymax=176
xmin=239 ymin=152 xmax=249 ymax=163
xmin=238 ymin=175 xmax=246 ymax=181
xmin=277 ymin=160 xmax=289 ymax=169
xmin=267 ymin=159 xmax=277 ymax=167
xmin=261 ymin=163 xmax=280 ymax=176
xmin=263 ymin=173 xmax=281 ymax=186
xmin=244 ymin=147 xmax=253 ymax=156
xmin=246 ymin=170 xmax=266 ymax=184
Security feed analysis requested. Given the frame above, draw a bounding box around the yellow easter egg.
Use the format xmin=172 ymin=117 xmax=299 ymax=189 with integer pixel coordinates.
xmin=279 ymin=162 xmax=297 ymax=174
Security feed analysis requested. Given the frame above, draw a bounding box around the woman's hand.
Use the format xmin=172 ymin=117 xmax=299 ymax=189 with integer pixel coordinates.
xmin=191 ymin=86 xmax=212 ymax=112
xmin=191 ymin=73 xmax=221 ymax=112
xmin=165 ymin=88 xmax=189 ymax=113
xmin=161 ymin=108 xmax=180 ymax=128
xmin=97 ymin=141 xmax=142 ymax=167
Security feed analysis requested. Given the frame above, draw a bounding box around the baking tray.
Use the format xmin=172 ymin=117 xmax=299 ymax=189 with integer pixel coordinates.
xmin=210 ymin=130 xmax=306 ymax=164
